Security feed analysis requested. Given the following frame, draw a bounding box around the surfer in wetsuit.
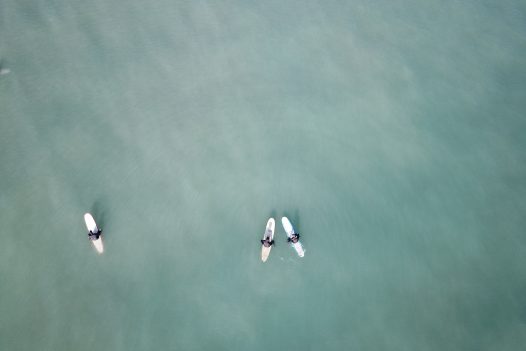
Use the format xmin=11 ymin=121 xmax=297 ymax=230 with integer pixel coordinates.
xmin=288 ymin=233 xmax=300 ymax=244
xmin=261 ymin=237 xmax=274 ymax=247
xmin=88 ymin=229 xmax=102 ymax=241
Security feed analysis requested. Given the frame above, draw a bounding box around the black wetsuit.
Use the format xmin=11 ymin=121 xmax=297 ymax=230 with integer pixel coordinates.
xmin=88 ymin=230 xmax=102 ymax=241
xmin=288 ymin=233 xmax=300 ymax=243
xmin=261 ymin=239 xmax=274 ymax=247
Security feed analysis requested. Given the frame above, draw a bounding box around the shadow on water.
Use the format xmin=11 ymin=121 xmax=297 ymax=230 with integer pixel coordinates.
xmin=293 ymin=209 xmax=300 ymax=234
xmin=266 ymin=210 xmax=278 ymax=246
xmin=91 ymin=199 xmax=108 ymax=233
xmin=283 ymin=209 xmax=301 ymax=233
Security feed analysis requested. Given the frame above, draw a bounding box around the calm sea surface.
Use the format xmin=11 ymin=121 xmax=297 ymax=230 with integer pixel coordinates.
xmin=1 ymin=1 xmax=526 ymax=350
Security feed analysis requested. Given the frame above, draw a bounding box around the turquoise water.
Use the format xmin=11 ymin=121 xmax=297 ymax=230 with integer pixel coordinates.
xmin=1 ymin=1 xmax=526 ymax=350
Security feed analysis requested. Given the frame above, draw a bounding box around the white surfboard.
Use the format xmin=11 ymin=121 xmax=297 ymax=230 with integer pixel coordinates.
xmin=281 ymin=216 xmax=304 ymax=257
xmin=84 ymin=213 xmax=103 ymax=254
xmin=261 ymin=218 xmax=275 ymax=262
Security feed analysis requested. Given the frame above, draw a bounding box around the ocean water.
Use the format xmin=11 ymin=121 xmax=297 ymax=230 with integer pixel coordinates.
xmin=1 ymin=1 xmax=526 ymax=350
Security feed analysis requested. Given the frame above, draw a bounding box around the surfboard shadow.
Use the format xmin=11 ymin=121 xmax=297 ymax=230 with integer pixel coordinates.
xmin=282 ymin=210 xmax=301 ymax=232
xmin=91 ymin=199 xmax=107 ymax=232
xmin=265 ymin=210 xmax=278 ymax=246
xmin=292 ymin=209 xmax=301 ymax=233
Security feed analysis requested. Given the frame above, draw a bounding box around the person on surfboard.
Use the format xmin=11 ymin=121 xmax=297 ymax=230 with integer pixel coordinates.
xmin=88 ymin=229 xmax=102 ymax=241
xmin=261 ymin=237 xmax=274 ymax=248
xmin=288 ymin=233 xmax=300 ymax=244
